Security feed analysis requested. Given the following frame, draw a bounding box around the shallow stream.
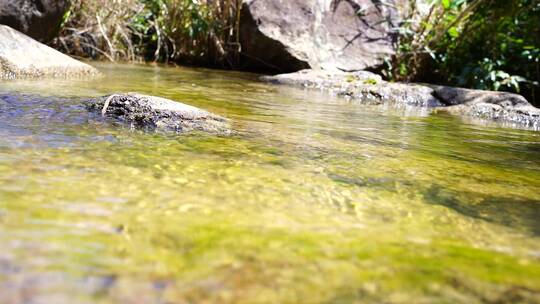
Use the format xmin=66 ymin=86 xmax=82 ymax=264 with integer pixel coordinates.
xmin=0 ymin=62 xmax=539 ymax=303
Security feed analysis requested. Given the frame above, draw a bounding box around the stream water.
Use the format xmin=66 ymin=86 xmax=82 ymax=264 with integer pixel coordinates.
xmin=0 ymin=62 xmax=539 ymax=303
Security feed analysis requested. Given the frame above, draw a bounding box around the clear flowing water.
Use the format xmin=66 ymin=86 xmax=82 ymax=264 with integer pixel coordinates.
xmin=0 ymin=62 xmax=539 ymax=303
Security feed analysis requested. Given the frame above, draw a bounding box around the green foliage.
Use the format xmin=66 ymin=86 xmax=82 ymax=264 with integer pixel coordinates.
xmin=384 ymin=0 xmax=478 ymax=82
xmin=386 ymin=0 xmax=540 ymax=104
xmin=444 ymin=0 xmax=540 ymax=102
xmin=456 ymin=58 xmax=529 ymax=92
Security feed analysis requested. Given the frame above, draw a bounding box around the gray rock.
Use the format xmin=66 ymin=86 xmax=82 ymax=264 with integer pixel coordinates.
xmin=433 ymin=87 xmax=540 ymax=129
xmin=340 ymin=82 xmax=443 ymax=107
xmin=85 ymin=93 xmax=231 ymax=135
xmin=263 ymin=69 xmax=443 ymax=107
xmin=433 ymin=86 xmax=530 ymax=107
xmin=0 ymin=0 xmax=69 ymax=42
xmin=0 ymin=25 xmax=99 ymax=79
xmin=239 ymin=0 xmax=401 ymax=73
xmin=263 ymin=69 xmax=540 ymax=130
xmin=263 ymin=69 xmax=383 ymax=88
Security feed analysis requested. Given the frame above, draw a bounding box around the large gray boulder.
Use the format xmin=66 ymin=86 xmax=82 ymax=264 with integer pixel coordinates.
xmin=0 ymin=25 xmax=99 ymax=79
xmin=239 ymin=0 xmax=401 ymax=73
xmin=85 ymin=93 xmax=231 ymax=135
xmin=0 ymin=0 xmax=69 ymax=42
xmin=263 ymin=69 xmax=540 ymax=130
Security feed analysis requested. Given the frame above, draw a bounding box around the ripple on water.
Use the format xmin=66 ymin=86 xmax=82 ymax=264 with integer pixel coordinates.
xmin=0 ymin=62 xmax=539 ymax=303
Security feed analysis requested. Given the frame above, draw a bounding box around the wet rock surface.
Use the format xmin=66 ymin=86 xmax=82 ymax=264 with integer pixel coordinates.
xmin=85 ymin=93 xmax=230 ymax=135
xmin=434 ymin=87 xmax=540 ymax=130
xmin=0 ymin=25 xmax=99 ymax=79
xmin=263 ymin=69 xmax=540 ymax=130
xmin=0 ymin=0 xmax=69 ymax=42
xmin=263 ymin=69 xmax=443 ymax=107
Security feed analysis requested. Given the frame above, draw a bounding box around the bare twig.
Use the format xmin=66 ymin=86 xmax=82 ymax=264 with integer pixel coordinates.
xmin=96 ymin=13 xmax=116 ymax=61
xmin=102 ymin=94 xmax=119 ymax=116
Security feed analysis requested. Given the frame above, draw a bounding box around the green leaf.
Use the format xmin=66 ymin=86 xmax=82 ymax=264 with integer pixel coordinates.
xmin=509 ymin=77 xmax=520 ymax=92
xmin=495 ymin=70 xmax=510 ymax=79
xmin=399 ymin=64 xmax=408 ymax=76
xmin=442 ymin=0 xmax=450 ymax=9
xmin=447 ymin=27 xmax=459 ymax=38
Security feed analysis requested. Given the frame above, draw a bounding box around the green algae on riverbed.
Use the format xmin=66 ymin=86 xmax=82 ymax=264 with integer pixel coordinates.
xmin=0 ymin=62 xmax=539 ymax=303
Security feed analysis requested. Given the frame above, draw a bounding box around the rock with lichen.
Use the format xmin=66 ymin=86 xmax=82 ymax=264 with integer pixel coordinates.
xmin=85 ymin=93 xmax=231 ymax=135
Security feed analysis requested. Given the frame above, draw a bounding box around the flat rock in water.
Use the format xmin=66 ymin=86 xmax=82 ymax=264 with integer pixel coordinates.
xmin=263 ymin=69 xmax=443 ymax=107
xmin=85 ymin=93 xmax=230 ymax=135
xmin=433 ymin=87 xmax=540 ymax=129
xmin=263 ymin=69 xmax=540 ymax=130
xmin=0 ymin=25 xmax=99 ymax=79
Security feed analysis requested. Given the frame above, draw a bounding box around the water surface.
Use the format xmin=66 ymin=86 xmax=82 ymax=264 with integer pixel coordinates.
xmin=0 ymin=62 xmax=539 ymax=303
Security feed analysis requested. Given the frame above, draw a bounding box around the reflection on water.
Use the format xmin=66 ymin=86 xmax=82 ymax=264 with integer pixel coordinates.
xmin=0 ymin=62 xmax=539 ymax=303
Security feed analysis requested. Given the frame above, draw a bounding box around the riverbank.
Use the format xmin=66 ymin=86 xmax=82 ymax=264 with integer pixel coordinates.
xmin=1 ymin=21 xmax=539 ymax=132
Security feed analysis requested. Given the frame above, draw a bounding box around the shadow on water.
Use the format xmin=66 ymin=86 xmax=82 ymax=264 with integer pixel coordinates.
xmin=0 ymin=93 xmax=87 ymax=127
xmin=424 ymin=184 xmax=540 ymax=236
xmin=0 ymin=92 xmax=127 ymax=148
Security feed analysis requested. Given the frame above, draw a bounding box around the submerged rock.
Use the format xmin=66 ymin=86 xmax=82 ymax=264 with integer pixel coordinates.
xmin=0 ymin=25 xmax=99 ymax=79
xmin=0 ymin=0 xmax=69 ymax=42
xmin=263 ymin=69 xmax=540 ymax=130
xmin=239 ymin=0 xmax=401 ymax=73
xmin=85 ymin=93 xmax=230 ymax=135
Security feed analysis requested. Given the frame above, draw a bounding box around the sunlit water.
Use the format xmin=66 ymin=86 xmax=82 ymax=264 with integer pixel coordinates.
xmin=0 ymin=62 xmax=539 ymax=303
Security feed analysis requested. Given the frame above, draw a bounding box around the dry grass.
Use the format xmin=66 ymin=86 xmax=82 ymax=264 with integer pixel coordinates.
xmin=53 ymin=0 xmax=145 ymax=61
xmin=52 ymin=0 xmax=243 ymax=66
